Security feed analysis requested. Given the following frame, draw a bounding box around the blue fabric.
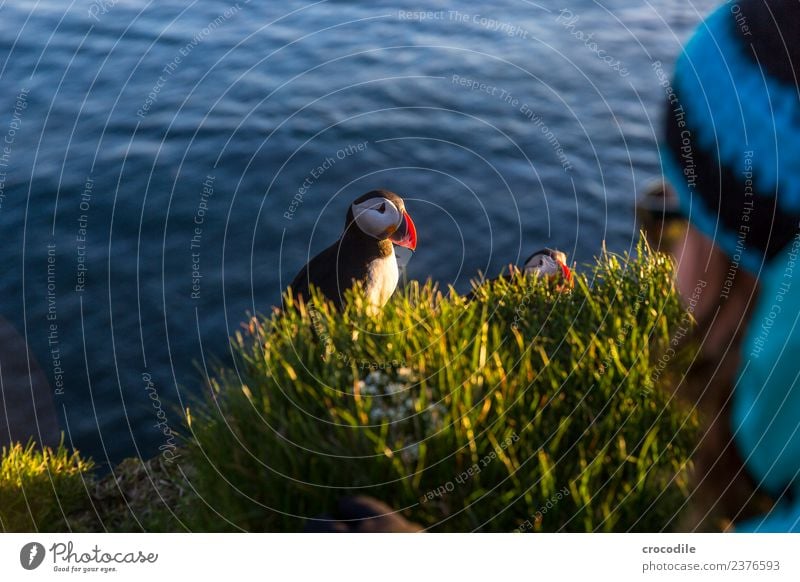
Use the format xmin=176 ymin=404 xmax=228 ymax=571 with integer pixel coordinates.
xmin=664 ymin=3 xmax=800 ymax=276
xmin=734 ymin=240 xmax=800 ymax=497
xmin=735 ymin=500 xmax=800 ymax=533
xmin=664 ymin=3 xmax=800 ymax=532
xmin=673 ymin=6 xmax=800 ymax=212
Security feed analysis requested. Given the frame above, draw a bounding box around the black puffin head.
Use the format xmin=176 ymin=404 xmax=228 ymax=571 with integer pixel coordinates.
xmin=523 ymin=248 xmax=572 ymax=282
xmin=343 ymin=190 xmax=417 ymax=251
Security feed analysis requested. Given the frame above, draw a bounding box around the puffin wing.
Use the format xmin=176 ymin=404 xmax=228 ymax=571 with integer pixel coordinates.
xmin=288 ymin=241 xmax=347 ymax=309
xmin=288 ymin=262 xmax=312 ymax=304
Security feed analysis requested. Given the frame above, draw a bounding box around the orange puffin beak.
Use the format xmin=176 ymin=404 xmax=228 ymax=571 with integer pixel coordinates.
xmin=559 ymin=261 xmax=572 ymax=282
xmin=389 ymin=211 xmax=417 ymax=250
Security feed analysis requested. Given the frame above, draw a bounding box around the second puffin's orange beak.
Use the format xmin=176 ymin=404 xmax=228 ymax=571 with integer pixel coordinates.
xmin=389 ymin=211 xmax=417 ymax=250
xmin=559 ymin=261 xmax=572 ymax=283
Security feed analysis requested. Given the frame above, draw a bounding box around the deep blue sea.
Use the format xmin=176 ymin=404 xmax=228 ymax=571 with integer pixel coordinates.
xmin=0 ymin=0 xmax=717 ymax=467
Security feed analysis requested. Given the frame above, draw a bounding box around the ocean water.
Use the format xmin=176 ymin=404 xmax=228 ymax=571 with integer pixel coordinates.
xmin=0 ymin=0 xmax=717 ymax=466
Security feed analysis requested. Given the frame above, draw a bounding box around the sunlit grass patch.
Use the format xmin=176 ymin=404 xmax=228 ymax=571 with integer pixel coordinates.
xmin=0 ymin=440 xmax=93 ymax=532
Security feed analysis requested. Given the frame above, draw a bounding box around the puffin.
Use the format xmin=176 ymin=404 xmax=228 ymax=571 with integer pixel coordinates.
xmin=466 ymin=247 xmax=573 ymax=300
xmin=520 ymin=248 xmax=572 ymax=284
xmin=288 ymin=190 xmax=417 ymax=311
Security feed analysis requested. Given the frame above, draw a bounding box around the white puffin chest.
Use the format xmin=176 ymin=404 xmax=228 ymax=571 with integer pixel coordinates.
xmin=364 ymin=251 xmax=399 ymax=308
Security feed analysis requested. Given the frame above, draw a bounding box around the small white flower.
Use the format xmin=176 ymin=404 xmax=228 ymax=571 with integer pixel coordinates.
xmin=367 ymin=371 xmax=386 ymax=385
xmin=385 ymin=382 xmax=405 ymax=395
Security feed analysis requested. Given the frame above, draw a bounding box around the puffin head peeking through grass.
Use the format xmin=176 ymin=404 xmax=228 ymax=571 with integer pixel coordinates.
xmin=521 ymin=248 xmax=573 ymax=286
xmin=465 ymin=247 xmax=573 ymax=302
xmin=287 ymin=190 xmax=417 ymax=312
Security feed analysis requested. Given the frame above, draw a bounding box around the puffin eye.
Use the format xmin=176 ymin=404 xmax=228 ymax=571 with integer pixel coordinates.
xmin=378 ymin=202 xmax=386 ymax=213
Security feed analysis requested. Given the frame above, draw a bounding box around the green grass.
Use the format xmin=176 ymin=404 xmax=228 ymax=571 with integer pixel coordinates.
xmin=182 ymin=240 xmax=698 ymax=531
xmin=0 ymin=440 xmax=93 ymax=532
xmin=0 ymin=442 xmax=191 ymax=532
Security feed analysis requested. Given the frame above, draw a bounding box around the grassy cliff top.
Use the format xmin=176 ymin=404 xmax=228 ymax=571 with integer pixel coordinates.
xmin=1 ymin=241 xmax=698 ymax=532
xmin=184 ymin=241 xmax=697 ymax=532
